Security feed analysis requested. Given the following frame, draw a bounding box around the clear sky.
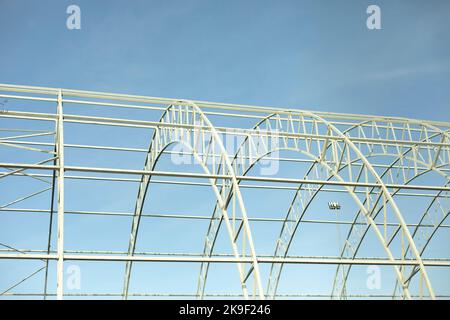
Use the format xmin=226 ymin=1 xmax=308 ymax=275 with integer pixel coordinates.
xmin=1 ymin=0 xmax=450 ymax=120
xmin=0 ymin=0 xmax=449 ymax=299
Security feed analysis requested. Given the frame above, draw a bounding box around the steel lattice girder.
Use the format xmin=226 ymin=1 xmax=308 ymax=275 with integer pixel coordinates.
xmin=0 ymin=83 xmax=449 ymax=300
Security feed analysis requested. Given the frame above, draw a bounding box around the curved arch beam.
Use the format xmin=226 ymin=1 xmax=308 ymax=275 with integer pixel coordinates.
xmin=308 ymin=113 xmax=439 ymax=299
xmin=391 ymin=186 xmax=449 ymax=298
xmin=331 ymin=164 xmax=448 ymax=299
xmin=123 ymin=102 xmax=264 ymax=299
xmin=261 ymin=113 xmax=439 ymax=299
xmin=383 ymin=121 xmax=450 ymax=299
xmin=198 ymin=113 xmax=357 ymax=298
xmin=198 ymin=112 xmax=440 ymax=300
xmin=331 ymin=126 xmax=449 ymax=299
xmin=198 ymin=116 xmax=374 ymax=298
xmin=267 ymin=153 xmax=448 ymax=299
xmin=197 ymin=113 xmax=279 ymax=298
xmin=266 ymin=155 xmax=435 ymax=299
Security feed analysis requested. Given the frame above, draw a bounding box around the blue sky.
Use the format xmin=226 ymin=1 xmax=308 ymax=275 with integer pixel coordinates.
xmin=1 ymin=0 xmax=449 ymax=120
xmin=0 ymin=0 xmax=449 ymax=299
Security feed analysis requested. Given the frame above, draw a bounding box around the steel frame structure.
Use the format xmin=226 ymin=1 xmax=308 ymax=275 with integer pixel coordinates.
xmin=0 ymin=83 xmax=449 ymax=300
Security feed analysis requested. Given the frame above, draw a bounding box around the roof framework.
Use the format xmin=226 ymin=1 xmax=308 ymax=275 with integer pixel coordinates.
xmin=0 ymin=83 xmax=449 ymax=300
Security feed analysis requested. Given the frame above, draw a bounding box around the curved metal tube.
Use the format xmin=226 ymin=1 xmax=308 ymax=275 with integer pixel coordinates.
xmin=331 ymin=126 xmax=449 ymax=299
xmin=123 ymin=102 xmax=264 ymax=299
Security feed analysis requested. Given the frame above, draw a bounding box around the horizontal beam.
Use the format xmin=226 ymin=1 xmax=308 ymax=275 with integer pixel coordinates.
xmin=1 ymin=83 xmax=449 ymax=127
xmin=2 ymin=247 xmax=450 ymax=261
xmin=2 ymin=94 xmax=448 ymax=137
xmin=1 ymin=140 xmax=448 ymax=175
xmin=1 ymin=208 xmax=449 ymax=228
xmin=2 ymin=292 xmax=446 ymax=298
xmin=2 ymin=110 xmax=449 ymax=148
xmin=2 ymin=170 xmax=446 ymax=198
xmin=1 ymin=163 xmax=448 ymax=192
xmin=1 ymin=253 xmax=449 ymax=266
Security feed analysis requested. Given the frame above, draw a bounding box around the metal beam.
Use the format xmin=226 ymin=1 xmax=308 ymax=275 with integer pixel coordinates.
xmin=55 ymin=90 xmax=65 ymax=300
xmin=0 ymin=163 xmax=448 ymax=192
xmin=1 ymin=253 xmax=450 ymax=267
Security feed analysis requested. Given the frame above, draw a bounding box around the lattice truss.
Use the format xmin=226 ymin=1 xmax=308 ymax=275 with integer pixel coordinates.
xmin=0 ymin=84 xmax=449 ymax=300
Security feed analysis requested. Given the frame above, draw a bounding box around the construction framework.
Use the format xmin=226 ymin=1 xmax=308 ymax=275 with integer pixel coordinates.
xmin=0 ymin=83 xmax=449 ymax=300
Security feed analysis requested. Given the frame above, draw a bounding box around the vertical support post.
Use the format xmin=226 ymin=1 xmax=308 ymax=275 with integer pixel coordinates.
xmin=56 ymin=90 xmax=65 ymax=300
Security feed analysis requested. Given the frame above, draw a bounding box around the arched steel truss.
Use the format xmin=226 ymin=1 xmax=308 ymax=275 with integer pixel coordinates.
xmin=0 ymin=83 xmax=448 ymax=300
